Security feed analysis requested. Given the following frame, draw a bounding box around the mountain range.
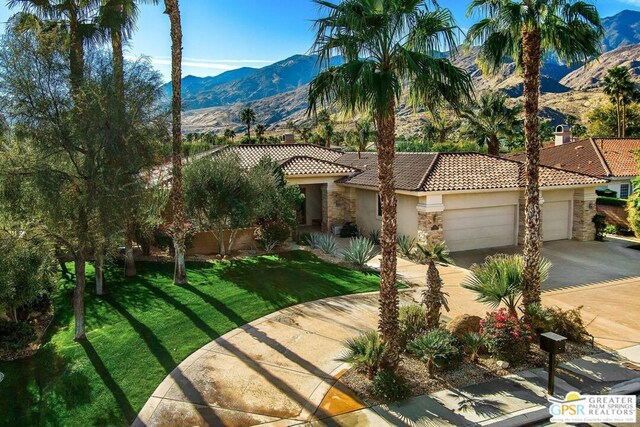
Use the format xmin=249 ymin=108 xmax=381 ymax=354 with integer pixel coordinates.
xmin=173 ymin=10 xmax=640 ymax=135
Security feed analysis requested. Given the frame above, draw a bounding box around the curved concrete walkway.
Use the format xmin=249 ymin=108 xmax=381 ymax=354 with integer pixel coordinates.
xmin=133 ymin=264 xmax=468 ymax=427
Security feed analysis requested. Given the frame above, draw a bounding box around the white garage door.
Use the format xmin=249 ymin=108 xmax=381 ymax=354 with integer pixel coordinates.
xmin=543 ymin=201 xmax=571 ymax=241
xmin=443 ymin=205 xmax=516 ymax=252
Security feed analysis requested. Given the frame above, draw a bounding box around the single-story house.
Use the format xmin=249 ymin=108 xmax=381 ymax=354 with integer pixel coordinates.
xmin=508 ymin=127 xmax=640 ymax=199
xmin=215 ymin=144 xmax=606 ymax=252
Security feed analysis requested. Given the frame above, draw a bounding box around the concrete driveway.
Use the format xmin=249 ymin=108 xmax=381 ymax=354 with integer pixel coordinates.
xmin=451 ymin=237 xmax=640 ymax=289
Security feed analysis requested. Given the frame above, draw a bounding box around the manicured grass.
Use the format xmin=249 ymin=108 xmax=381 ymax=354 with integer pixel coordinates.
xmin=0 ymin=251 xmax=381 ymax=427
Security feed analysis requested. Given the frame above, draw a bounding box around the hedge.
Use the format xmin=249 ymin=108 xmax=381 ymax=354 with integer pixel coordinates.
xmin=597 ymin=197 xmax=628 ymax=207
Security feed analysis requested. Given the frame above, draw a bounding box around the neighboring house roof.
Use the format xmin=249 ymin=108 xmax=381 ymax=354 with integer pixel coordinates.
xmin=278 ymin=156 xmax=360 ymax=176
xmin=220 ymin=144 xmax=343 ymax=167
xmin=506 ymin=138 xmax=640 ymax=178
xmin=337 ymin=152 xmax=606 ymax=192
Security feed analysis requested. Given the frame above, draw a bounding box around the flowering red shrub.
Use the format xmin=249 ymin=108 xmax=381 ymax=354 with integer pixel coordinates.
xmin=480 ymin=308 xmax=533 ymax=364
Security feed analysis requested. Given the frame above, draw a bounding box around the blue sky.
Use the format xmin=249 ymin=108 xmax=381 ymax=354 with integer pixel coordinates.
xmin=0 ymin=0 xmax=638 ymax=81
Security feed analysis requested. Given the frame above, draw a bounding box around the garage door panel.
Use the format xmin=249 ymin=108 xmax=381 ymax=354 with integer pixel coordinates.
xmin=542 ymin=201 xmax=571 ymax=241
xmin=444 ymin=205 xmax=516 ymax=252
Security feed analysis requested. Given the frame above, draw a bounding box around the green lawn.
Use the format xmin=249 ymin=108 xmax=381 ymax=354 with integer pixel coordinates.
xmin=0 ymin=250 xmax=381 ymax=427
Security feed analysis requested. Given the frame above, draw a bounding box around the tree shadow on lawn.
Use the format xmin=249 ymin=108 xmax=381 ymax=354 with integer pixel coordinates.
xmin=216 ymin=251 xmax=381 ymax=308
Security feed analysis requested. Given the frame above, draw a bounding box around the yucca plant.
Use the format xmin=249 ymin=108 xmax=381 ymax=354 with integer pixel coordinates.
xmin=462 ymin=254 xmax=552 ymax=316
xmin=416 ymin=239 xmax=454 ymax=329
xmin=341 ymin=236 xmax=378 ymax=267
xmin=408 ymin=329 xmax=460 ymax=376
xmin=461 ymin=332 xmax=486 ymax=364
xmin=396 ymin=235 xmax=416 ymax=259
xmin=337 ymin=330 xmax=386 ymax=379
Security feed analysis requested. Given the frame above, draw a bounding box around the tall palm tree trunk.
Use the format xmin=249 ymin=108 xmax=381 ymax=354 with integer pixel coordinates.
xmin=488 ymin=134 xmax=500 ymax=156
xmin=376 ymin=100 xmax=400 ymax=370
xmin=423 ymin=260 xmax=443 ymax=329
xmin=616 ymin=98 xmax=621 ymax=137
xmin=622 ymin=101 xmax=627 ymax=138
xmin=164 ymin=0 xmax=187 ymax=285
xmin=521 ymin=26 xmax=543 ymax=309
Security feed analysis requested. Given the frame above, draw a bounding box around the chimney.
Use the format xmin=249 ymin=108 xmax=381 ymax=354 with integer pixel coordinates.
xmin=554 ymin=125 xmax=572 ymax=146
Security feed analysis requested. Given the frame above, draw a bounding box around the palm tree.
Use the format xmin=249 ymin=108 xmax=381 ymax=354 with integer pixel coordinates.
xmin=309 ymin=0 xmax=471 ymax=369
xmin=298 ymin=124 xmax=312 ymax=144
xmin=164 ymin=0 xmax=187 ymax=285
xmin=98 ymin=0 xmax=157 ymax=278
xmin=416 ymin=240 xmax=454 ymax=329
xmin=462 ymin=254 xmax=551 ymax=316
xmin=603 ymin=67 xmax=636 ymax=137
xmin=224 ymin=128 xmax=236 ymax=143
xmin=354 ymin=119 xmax=374 ymax=158
xmin=255 ymin=123 xmax=267 ymax=143
xmin=466 ymin=0 xmax=602 ymax=310
xmin=461 ymin=92 xmax=522 ymax=155
xmin=240 ymin=107 xmax=256 ymax=139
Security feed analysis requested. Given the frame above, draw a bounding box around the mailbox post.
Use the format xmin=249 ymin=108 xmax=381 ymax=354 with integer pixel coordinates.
xmin=540 ymin=332 xmax=567 ymax=395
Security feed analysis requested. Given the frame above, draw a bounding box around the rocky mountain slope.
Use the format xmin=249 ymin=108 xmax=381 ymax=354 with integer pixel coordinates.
xmin=180 ymin=10 xmax=640 ymax=135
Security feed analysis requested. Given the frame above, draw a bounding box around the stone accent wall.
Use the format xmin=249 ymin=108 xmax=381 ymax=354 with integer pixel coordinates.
xmin=573 ymin=198 xmax=597 ymax=241
xmin=417 ymin=211 xmax=443 ymax=244
xmin=322 ymin=183 xmax=356 ymax=232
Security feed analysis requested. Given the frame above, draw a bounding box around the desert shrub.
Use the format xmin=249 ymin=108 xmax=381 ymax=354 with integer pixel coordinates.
xmin=604 ymin=224 xmax=617 ymax=234
xmin=254 ymin=221 xmax=290 ymax=251
xmin=306 ymin=232 xmax=323 ymax=249
xmin=0 ymin=321 xmax=36 ymax=353
xmin=341 ymin=236 xmax=378 ymax=267
xmin=592 ymin=214 xmax=606 ymax=241
xmin=462 ymin=332 xmax=486 ymax=363
xmin=480 ymin=308 xmax=533 ymax=365
xmin=316 ymin=233 xmax=337 ymax=255
xmin=337 ymin=330 xmax=385 ymax=379
xmin=396 ymin=235 xmax=415 ymax=259
xmin=399 ymin=305 xmax=428 ymax=347
xmin=408 ymin=329 xmax=461 ymax=375
xmin=340 ymin=222 xmax=359 ymax=238
xmin=526 ymin=304 xmax=589 ymax=343
xmin=371 ymin=369 xmax=410 ymax=401
xmin=369 ymin=229 xmax=381 ymax=245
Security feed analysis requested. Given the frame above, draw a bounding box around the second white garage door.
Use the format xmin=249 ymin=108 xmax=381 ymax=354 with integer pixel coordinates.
xmin=443 ymin=205 xmax=517 ymax=252
xmin=542 ymin=201 xmax=571 ymax=241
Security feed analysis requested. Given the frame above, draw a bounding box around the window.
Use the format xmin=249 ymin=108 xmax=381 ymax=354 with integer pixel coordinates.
xmin=377 ymin=195 xmax=382 ymax=217
xmin=620 ymin=183 xmax=630 ymax=199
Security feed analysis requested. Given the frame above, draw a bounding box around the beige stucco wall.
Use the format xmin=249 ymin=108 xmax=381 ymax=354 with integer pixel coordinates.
xmin=354 ymin=188 xmax=418 ymax=237
xmin=442 ymin=191 xmax=520 ymax=210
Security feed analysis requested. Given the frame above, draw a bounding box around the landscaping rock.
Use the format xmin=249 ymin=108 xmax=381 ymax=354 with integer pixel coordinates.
xmin=446 ymin=315 xmax=481 ymax=339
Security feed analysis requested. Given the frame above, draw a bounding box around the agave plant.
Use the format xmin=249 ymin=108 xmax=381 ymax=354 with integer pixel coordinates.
xmin=317 ymin=233 xmax=338 ymax=255
xmin=306 ymin=232 xmax=324 ymax=249
xmin=461 ymin=332 xmax=486 ymax=364
xmin=337 ymin=330 xmax=386 ymax=379
xmin=341 ymin=236 xmax=378 ymax=267
xmin=416 ymin=240 xmax=454 ymax=329
xmin=368 ymin=229 xmax=381 ymax=245
xmin=408 ymin=329 xmax=460 ymax=376
xmin=396 ymin=235 xmax=416 ymax=259
xmin=462 ymin=254 xmax=552 ymax=316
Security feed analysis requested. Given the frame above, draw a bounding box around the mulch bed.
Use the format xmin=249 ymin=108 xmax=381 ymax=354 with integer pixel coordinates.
xmin=340 ymin=341 xmax=601 ymax=406
xmin=0 ymin=303 xmax=55 ymax=362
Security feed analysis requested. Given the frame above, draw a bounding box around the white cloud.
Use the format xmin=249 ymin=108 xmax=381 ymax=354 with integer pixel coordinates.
xmin=125 ymin=55 xmax=274 ymax=71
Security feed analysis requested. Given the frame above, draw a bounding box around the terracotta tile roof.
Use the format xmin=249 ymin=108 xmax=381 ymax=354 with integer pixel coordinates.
xmin=592 ymin=138 xmax=640 ymax=177
xmin=220 ymin=144 xmax=343 ymax=167
xmin=506 ymin=138 xmax=640 ymax=178
xmin=337 ymin=152 xmax=606 ymax=191
xmin=335 ymin=152 xmax=438 ymax=190
xmin=278 ymin=156 xmax=360 ymax=176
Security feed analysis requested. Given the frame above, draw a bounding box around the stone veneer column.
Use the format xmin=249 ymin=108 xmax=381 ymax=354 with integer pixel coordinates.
xmin=572 ymin=187 xmax=597 ymax=241
xmin=322 ymin=182 xmax=356 ymax=233
xmin=416 ymin=195 xmax=444 ymax=244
